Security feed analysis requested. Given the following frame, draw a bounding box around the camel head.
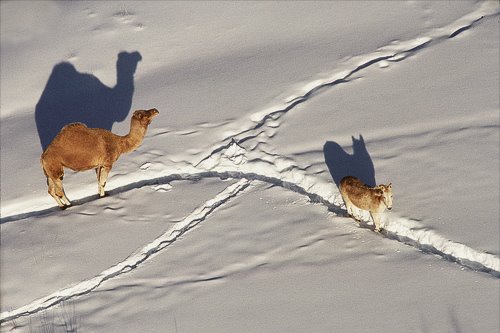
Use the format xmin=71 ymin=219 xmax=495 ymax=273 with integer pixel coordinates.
xmin=376 ymin=183 xmax=393 ymax=210
xmin=117 ymin=51 xmax=142 ymax=75
xmin=132 ymin=108 xmax=159 ymax=126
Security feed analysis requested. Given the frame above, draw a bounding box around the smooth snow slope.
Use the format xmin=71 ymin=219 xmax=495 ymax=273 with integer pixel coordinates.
xmin=1 ymin=1 xmax=499 ymax=332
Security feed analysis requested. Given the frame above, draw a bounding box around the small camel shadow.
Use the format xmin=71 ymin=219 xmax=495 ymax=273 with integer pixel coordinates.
xmin=323 ymin=134 xmax=376 ymax=188
xmin=35 ymin=51 xmax=142 ymax=151
xmin=324 ymin=136 xmax=385 ymax=232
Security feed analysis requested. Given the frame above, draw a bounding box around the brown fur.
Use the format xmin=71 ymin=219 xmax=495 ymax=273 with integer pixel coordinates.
xmin=339 ymin=176 xmax=393 ymax=232
xmin=41 ymin=108 xmax=159 ymax=207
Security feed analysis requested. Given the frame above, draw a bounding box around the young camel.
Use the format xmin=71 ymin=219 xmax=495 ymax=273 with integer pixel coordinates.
xmin=339 ymin=176 xmax=393 ymax=232
xmin=41 ymin=108 xmax=159 ymax=208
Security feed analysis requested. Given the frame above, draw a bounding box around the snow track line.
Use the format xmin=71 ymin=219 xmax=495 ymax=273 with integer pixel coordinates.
xmin=197 ymin=1 xmax=499 ymax=165
xmin=1 ymin=165 xmax=498 ymax=322
xmin=3 ymin=159 xmax=499 ymax=275
xmin=0 ymin=179 xmax=251 ymax=324
xmin=2 ymin=2 xmax=496 ymax=223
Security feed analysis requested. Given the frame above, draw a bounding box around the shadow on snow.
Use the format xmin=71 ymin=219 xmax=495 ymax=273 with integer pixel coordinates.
xmin=323 ymin=134 xmax=376 ymax=188
xmin=35 ymin=51 xmax=142 ymax=151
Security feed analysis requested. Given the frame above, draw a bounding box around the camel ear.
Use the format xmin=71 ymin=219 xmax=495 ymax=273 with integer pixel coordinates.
xmin=133 ymin=111 xmax=144 ymax=119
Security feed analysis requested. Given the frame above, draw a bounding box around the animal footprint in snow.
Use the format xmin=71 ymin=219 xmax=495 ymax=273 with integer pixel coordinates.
xmin=222 ymin=140 xmax=248 ymax=165
xmin=111 ymin=6 xmax=144 ymax=31
xmin=151 ymin=184 xmax=172 ymax=192
xmin=134 ymin=23 xmax=145 ymax=31
xmin=378 ymin=60 xmax=389 ymax=68
xmin=140 ymin=162 xmax=152 ymax=170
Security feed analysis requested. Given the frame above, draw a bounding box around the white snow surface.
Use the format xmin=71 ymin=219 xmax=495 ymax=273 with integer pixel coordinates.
xmin=1 ymin=1 xmax=499 ymax=332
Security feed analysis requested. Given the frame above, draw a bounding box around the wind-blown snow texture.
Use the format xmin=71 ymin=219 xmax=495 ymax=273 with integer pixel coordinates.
xmin=1 ymin=1 xmax=499 ymax=332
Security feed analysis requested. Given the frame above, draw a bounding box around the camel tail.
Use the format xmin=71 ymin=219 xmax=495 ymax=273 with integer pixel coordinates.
xmin=40 ymin=153 xmax=49 ymax=178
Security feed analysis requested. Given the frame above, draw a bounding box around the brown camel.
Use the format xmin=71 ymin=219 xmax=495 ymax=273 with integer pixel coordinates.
xmin=40 ymin=108 xmax=159 ymax=208
xmin=340 ymin=176 xmax=393 ymax=232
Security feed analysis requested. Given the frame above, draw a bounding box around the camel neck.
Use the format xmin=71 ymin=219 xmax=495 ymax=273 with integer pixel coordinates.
xmin=116 ymin=69 xmax=135 ymax=89
xmin=120 ymin=118 xmax=147 ymax=153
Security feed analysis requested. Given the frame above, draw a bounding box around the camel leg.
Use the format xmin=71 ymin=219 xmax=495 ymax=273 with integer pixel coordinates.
xmin=47 ymin=176 xmax=71 ymax=208
xmin=54 ymin=177 xmax=71 ymax=206
xmin=96 ymin=167 xmax=102 ymax=196
xmin=47 ymin=177 xmax=65 ymax=207
xmin=96 ymin=166 xmax=110 ymax=197
xmin=341 ymin=195 xmax=356 ymax=219
xmin=42 ymin=160 xmax=71 ymax=208
xmin=370 ymin=212 xmax=382 ymax=232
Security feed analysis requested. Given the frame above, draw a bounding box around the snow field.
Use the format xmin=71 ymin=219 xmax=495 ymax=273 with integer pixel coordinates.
xmin=1 ymin=1 xmax=499 ymax=331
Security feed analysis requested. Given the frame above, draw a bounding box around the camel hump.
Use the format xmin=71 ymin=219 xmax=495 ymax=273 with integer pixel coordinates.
xmin=63 ymin=122 xmax=87 ymax=129
xmin=340 ymin=176 xmax=366 ymax=189
xmin=58 ymin=122 xmax=88 ymax=134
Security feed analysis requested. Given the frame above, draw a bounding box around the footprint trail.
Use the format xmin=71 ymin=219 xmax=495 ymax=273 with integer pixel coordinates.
xmin=0 ymin=179 xmax=251 ymax=323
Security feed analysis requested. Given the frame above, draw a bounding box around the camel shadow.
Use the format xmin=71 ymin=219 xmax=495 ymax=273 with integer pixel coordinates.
xmin=35 ymin=51 xmax=142 ymax=151
xmin=323 ymin=134 xmax=376 ymax=188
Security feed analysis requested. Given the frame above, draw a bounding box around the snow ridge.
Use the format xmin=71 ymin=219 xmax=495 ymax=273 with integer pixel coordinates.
xmin=4 ymin=143 xmax=498 ymax=279
xmin=204 ymin=147 xmax=500 ymax=277
xmin=198 ymin=0 xmax=499 ymax=164
xmin=0 ymin=179 xmax=251 ymax=324
xmin=1 ymin=147 xmax=498 ymax=323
